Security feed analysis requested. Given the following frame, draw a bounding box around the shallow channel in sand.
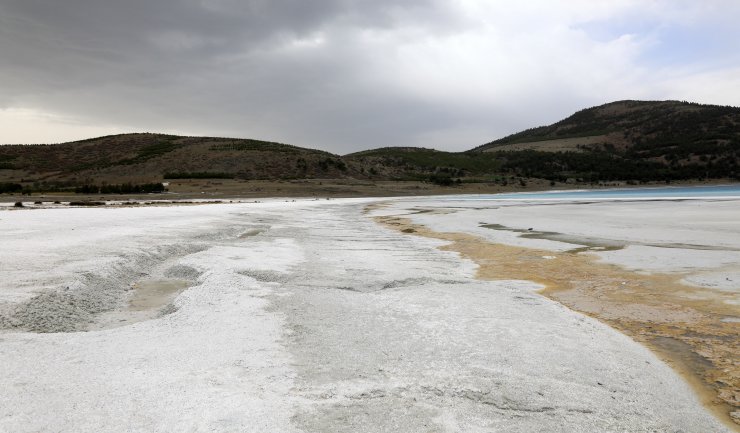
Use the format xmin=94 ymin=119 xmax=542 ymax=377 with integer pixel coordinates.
xmin=129 ymin=279 xmax=191 ymax=311
xmin=93 ymin=278 xmax=191 ymax=330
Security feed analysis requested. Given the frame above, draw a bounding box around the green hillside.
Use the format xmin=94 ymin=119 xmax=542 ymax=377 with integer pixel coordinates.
xmin=1 ymin=100 xmax=739 ymax=192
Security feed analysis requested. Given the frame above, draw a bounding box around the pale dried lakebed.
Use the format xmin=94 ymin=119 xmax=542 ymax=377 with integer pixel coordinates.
xmin=0 ymin=197 xmax=735 ymax=432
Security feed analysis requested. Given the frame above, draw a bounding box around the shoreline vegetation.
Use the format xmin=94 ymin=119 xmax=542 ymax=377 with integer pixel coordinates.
xmin=1 ymin=177 xmax=737 ymax=204
xmin=373 ymin=209 xmax=740 ymax=430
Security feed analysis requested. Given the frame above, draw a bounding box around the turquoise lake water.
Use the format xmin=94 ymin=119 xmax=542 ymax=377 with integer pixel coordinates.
xmin=455 ymin=184 xmax=740 ymax=200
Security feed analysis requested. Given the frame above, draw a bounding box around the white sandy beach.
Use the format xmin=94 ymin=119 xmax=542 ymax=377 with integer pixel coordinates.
xmin=0 ymin=197 xmax=735 ymax=432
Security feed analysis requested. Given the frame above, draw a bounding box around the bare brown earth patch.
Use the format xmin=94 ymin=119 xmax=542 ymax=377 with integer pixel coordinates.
xmin=482 ymin=135 xmax=607 ymax=153
xmin=0 ymin=178 xmax=559 ymax=204
xmin=374 ymin=213 xmax=740 ymax=429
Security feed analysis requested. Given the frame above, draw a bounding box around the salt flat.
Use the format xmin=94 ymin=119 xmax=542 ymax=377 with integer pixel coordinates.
xmin=377 ymin=194 xmax=740 ymax=427
xmin=385 ymin=196 xmax=740 ymax=282
xmin=0 ymin=198 xmax=732 ymax=432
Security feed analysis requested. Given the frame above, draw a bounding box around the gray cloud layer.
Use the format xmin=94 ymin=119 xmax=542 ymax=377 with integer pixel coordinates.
xmin=2 ymin=1 xmax=739 ymax=152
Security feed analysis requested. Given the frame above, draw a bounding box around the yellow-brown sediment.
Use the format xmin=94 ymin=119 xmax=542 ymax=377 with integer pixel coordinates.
xmin=374 ymin=213 xmax=740 ymax=429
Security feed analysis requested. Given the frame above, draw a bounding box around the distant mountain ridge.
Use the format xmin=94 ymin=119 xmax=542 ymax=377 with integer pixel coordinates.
xmin=1 ymin=100 xmax=738 ymax=189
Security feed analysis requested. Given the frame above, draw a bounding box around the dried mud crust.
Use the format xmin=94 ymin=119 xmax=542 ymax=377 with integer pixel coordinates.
xmin=375 ymin=213 xmax=740 ymax=430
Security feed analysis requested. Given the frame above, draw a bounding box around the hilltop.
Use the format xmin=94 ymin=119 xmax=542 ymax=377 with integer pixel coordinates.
xmin=0 ymin=133 xmax=353 ymax=185
xmin=471 ymin=100 xmax=740 ymax=182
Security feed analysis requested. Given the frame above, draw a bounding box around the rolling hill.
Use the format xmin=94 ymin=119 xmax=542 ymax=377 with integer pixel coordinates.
xmin=0 ymin=134 xmax=355 ymax=187
xmin=355 ymin=100 xmax=740 ymax=184
xmin=471 ymin=100 xmax=740 ymax=182
xmin=1 ymin=100 xmax=739 ymax=193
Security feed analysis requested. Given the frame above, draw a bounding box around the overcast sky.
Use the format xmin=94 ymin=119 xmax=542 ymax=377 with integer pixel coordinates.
xmin=1 ymin=1 xmax=739 ymax=153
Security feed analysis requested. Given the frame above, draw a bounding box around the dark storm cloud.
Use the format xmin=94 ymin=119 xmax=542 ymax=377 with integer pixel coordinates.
xmin=1 ymin=1 xmax=739 ymax=151
xmin=1 ymin=0 xmax=474 ymax=151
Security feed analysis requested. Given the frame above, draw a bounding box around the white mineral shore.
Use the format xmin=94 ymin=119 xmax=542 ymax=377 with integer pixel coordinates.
xmin=385 ymin=196 xmax=740 ymax=292
xmin=0 ymin=198 xmax=733 ymax=432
